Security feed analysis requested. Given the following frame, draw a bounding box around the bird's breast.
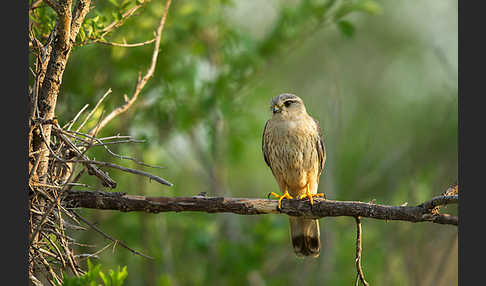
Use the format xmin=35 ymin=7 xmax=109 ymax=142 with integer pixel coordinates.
xmin=266 ymin=118 xmax=319 ymax=191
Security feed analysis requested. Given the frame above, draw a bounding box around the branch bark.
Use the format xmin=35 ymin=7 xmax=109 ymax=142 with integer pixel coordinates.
xmin=64 ymin=190 xmax=458 ymax=226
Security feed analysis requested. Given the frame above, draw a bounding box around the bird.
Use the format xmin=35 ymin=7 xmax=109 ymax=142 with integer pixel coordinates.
xmin=262 ymin=93 xmax=326 ymax=257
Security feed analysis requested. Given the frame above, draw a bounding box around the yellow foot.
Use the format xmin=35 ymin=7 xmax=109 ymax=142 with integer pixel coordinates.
xmin=299 ymin=185 xmax=325 ymax=205
xmin=269 ymin=189 xmax=293 ymax=210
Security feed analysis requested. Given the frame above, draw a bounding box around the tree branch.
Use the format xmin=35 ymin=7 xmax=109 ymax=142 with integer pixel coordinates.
xmin=64 ymin=190 xmax=458 ymax=226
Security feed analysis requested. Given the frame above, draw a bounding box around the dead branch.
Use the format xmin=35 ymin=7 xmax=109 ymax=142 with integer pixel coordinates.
xmin=53 ymin=129 xmax=117 ymax=188
xmin=55 ymin=127 xmax=163 ymax=169
xmin=64 ymin=190 xmax=458 ymax=226
xmin=64 ymin=159 xmax=173 ymax=187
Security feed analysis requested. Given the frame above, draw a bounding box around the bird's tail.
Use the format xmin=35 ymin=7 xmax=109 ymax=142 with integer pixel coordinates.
xmin=289 ymin=217 xmax=320 ymax=257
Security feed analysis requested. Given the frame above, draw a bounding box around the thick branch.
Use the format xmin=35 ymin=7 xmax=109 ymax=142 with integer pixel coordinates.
xmin=64 ymin=191 xmax=458 ymax=226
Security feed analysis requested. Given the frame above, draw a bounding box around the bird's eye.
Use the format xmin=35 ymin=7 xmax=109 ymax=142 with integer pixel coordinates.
xmin=284 ymin=101 xmax=292 ymax=107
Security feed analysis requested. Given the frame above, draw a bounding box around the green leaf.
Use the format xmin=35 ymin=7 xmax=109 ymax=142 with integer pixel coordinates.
xmin=337 ymin=20 xmax=355 ymax=38
xmin=99 ymin=271 xmax=109 ymax=286
xmin=108 ymin=0 xmax=119 ymax=7
xmin=358 ymin=0 xmax=383 ymax=15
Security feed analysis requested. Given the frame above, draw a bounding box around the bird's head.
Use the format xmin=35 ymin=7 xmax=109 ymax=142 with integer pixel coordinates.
xmin=269 ymin=93 xmax=307 ymax=118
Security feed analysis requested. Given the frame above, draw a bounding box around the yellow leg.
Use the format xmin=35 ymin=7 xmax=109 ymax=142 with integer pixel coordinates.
xmin=299 ymin=184 xmax=325 ymax=205
xmin=269 ymin=188 xmax=293 ymax=209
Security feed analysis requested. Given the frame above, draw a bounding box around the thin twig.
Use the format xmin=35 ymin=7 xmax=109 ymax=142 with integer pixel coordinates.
xmin=29 ymin=0 xmax=44 ymax=11
xmin=76 ymin=242 xmax=113 ymax=261
xmin=84 ymin=139 xmax=146 ymax=147
xmin=65 ymin=159 xmax=172 ymax=186
xmin=65 ymin=104 xmax=89 ymax=130
xmin=29 ymin=152 xmax=42 ymax=181
xmin=96 ymin=38 xmax=156 ymax=48
xmin=54 ymin=126 xmax=164 ymax=169
xmin=43 ymin=0 xmax=62 ymax=14
xmin=99 ymin=0 xmax=149 ymax=39
xmin=355 ymin=216 xmax=369 ymax=286
xmin=75 ymin=88 xmax=112 ymax=133
xmin=29 ymin=152 xmax=84 ymax=248
xmin=38 ymin=122 xmax=65 ymax=163
xmin=72 ymin=211 xmax=154 ymax=260
xmin=54 ymin=129 xmax=117 ymax=188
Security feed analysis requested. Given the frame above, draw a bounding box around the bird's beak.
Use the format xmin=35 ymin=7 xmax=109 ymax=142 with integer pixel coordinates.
xmin=272 ymin=105 xmax=281 ymax=114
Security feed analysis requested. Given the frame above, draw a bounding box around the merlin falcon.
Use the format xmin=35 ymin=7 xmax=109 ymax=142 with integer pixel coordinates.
xmin=262 ymin=93 xmax=326 ymax=257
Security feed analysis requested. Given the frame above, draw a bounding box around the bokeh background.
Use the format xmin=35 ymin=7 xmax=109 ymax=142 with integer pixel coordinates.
xmin=55 ymin=0 xmax=457 ymax=285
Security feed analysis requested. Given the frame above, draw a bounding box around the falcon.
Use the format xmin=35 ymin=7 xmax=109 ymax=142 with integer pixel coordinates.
xmin=262 ymin=93 xmax=326 ymax=257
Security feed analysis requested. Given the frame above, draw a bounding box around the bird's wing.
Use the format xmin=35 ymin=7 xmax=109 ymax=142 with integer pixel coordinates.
xmin=262 ymin=120 xmax=272 ymax=169
xmin=314 ymin=119 xmax=326 ymax=176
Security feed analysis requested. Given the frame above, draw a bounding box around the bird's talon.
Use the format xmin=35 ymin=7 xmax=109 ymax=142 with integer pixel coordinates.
xmin=299 ymin=185 xmax=325 ymax=205
xmin=269 ymin=190 xmax=293 ymax=210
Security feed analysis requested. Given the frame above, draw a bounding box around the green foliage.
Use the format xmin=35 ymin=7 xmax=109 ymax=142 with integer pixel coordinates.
xmin=60 ymin=260 xmax=128 ymax=286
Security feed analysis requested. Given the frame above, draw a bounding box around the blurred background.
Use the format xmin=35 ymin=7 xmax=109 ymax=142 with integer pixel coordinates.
xmin=55 ymin=0 xmax=457 ymax=285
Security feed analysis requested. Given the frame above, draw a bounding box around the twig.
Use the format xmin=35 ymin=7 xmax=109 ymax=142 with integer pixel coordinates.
xmin=97 ymin=135 xmax=135 ymax=141
xmin=43 ymin=0 xmax=62 ymax=14
xmin=355 ymin=216 xmax=369 ymax=286
xmin=29 ymin=149 xmax=85 ymax=249
xmin=65 ymin=104 xmax=89 ymax=130
xmin=99 ymin=0 xmax=149 ymax=39
xmin=72 ymin=211 xmax=154 ymax=260
xmin=96 ymin=38 xmax=156 ymax=48
xmin=54 ymin=130 xmax=117 ymax=188
xmin=64 ymin=191 xmax=458 ymax=226
xmin=38 ymin=123 xmax=65 ymax=163
xmin=75 ymin=242 xmax=113 ymax=261
xmin=89 ymin=0 xmax=172 ymax=136
xmin=29 ymin=0 xmax=44 ymax=11
xmin=66 ymin=159 xmax=172 ymax=186
xmin=75 ymin=88 xmax=112 ymax=133
xmin=84 ymin=139 xmax=146 ymax=147
xmin=55 ymin=127 xmax=164 ymax=169
xmin=29 ymin=152 xmax=42 ymax=181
